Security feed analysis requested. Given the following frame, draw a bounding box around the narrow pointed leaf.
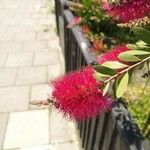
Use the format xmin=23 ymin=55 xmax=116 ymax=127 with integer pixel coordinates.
xmin=122 ymin=50 xmax=150 ymax=55
xmin=93 ymin=65 xmax=116 ymax=76
xmin=112 ymin=80 xmax=117 ymax=98
xmin=102 ymin=61 xmax=128 ymax=69
xmin=118 ymin=53 xmax=140 ymax=62
xmin=132 ymin=27 xmax=150 ymax=44
xmin=94 ymin=72 xmax=102 ymax=80
xmin=136 ymin=40 xmax=147 ymax=46
xmin=103 ymin=82 xmax=110 ymax=96
xmin=94 ymin=72 xmax=108 ymax=81
xmin=116 ymin=72 xmax=129 ymax=98
xmin=127 ymin=44 xmax=150 ymax=52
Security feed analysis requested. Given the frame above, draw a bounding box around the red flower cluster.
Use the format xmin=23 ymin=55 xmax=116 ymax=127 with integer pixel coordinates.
xmin=102 ymin=0 xmax=150 ymax=23
xmin=50 ymin=66 xmax=111 ymax=121
xmin=97 ymin=45 xmax=129 ymax=64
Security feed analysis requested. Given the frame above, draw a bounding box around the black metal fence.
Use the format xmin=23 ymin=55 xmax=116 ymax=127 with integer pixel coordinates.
xmin=55 ymin=0 xmax=150 ymax=149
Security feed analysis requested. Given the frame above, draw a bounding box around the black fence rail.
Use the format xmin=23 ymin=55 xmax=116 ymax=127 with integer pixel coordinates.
xmin=55 ymin=1 xmax=150 ymax=150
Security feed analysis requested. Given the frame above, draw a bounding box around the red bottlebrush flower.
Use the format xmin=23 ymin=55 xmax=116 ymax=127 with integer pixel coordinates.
xmin=67 ymin=16 xmax=81 ymax=28
xmin=81 ymin=24 xmax=90 ymax=34
xmin=102 ymin=0 xmax=150 ymax=23
xmin=97 ymin=45 xmax=129 ymax=64
xmin=50 ymin=66 xmax=111 ymax=121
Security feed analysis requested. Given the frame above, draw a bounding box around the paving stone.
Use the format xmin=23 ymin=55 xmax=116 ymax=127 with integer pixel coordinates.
xmin=47 ymin=14 xmax=55 ymax=21
xmin=31 ymin=84 xmax=50 ymax=100
xmin=34 ymin=25 xmax=55 ymax=32
xmin=15 ymin=14 xmax=31 ymax=19
xmin=37 ymin=31 xmax=58 ymax=40
xmin=3 ymin=109 xmax=49 ymax=149
xmin=34 ymin=51 xmax=60 ymax=65
xmin=15 ymin=32 xmax=36 ymax=41
xmin=49 ymin=108 xmax=75 ymax=143
xmin=0 ymin=18 xmax=20 ymax=25
xmin=31 ymin=14 xmax=48 ymax=19
xmin=0 ymin=86 xmax=29 ymax=112
xmin=39 ymin=8 xmax=49 ymax=14
xmin=48 ymin=64 xmax=63 ymax=80
xmin=38 ymin=19 xmax=55 ymax=26
xmin=8 ymin=25 xmax=47 ymax=33
xmin=20 ymin=20 xmax=38 ymax=26
xmin=8 ymin=26 xmax=31 ymax=32
xmin=23 ymin=41 xmax=47 ymax=52
xmin=0 ymin=32 xmax=15 ymax=41
xmin=16 ymin=66 xmax=47 ymax=85
xmin=0 ymin=54 xmax=7 ymax=67
xmin=0 ymin=42 xmax=23 ymax=53
xmin=0 ymin=114 xmax=9 ymax=149
xmin=54 ymin=143 xmax=79 ymax=150
xmin=0 ymin=68 xmax=17 ymax=87
xmin=15 ymin=144 xmax=54 ymax=150
xmin=46 ymin=40 xmax=60 ymax=51
xmin=5 ymin=52 xmax=33 ymax=67
xmin=0 ymin=26 xmax=8 ymax=32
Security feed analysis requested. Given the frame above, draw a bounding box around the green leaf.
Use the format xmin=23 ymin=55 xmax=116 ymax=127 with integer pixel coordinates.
xmin=112 ymin=80 xmax=117 ymax=98
xmin=102 ymin=61 xmax=128 ymax=69
xmin=132 ymin=27 xmax=150 ymax=44
xmin=93 ymin=65 xmax=116 ymax=76
xmin=103 ymin=82 xmax=110 ymax=96
xmin=116 ymin=72 xmax=129 ymax=98
xmin=94 ymin=71 xmax=108 ymax=81
xmin=123 ymin=50 xmax=150 ymax=55
xmin=127 ymin=44 xmax=138 ymax=50
xmin=127 ymin=44 xmax=150 ymax=52
xmin=136 ymin=40 xmax=147 ymax=46
xmin=128 ymin=70 xmax=133 ymax=82
xmin=118 ymin=52 xmax=141 ymax=62
xmin=94 ymin=72 xmax=102 ymax=80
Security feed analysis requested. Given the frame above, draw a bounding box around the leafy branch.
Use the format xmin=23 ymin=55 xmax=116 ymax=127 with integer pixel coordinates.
xmin=104 ymin=55 xmax=150 ymax=84
xmin=94 ymin=27 xmax=150 ymax=98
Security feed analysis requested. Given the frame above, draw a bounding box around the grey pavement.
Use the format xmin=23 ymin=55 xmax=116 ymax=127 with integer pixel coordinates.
xmin=0 ymin=0 xmax=81 ymax=149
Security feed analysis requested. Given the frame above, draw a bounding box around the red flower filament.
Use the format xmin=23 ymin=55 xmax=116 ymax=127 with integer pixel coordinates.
xmin=97 ymin=45 xmax=129 ymax=64
xmin=50 ymin=66 xmax=111 ymax=121
xmin=103 ymin=0 xmax=150 ymax=23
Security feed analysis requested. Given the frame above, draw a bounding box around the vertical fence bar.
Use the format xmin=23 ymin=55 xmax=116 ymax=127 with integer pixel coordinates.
xmin=86 ymin=118 xmax=99 ymax=150
xmin=54 ymin=0 xmax=59 ymax=34
xmin=93 ymin=114 xmax=105 ymax=150
xmin=84 ymin=119 xmax=91 ymax=149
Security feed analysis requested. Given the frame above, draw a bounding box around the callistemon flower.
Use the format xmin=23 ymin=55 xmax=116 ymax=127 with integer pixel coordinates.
xmin=102 ymin=0 xmax=150 ymax=23
xmin=50 ymin=66 xmax=111 ymax=121
xmin=67 ymin=16 xmax=81 ymax=28
xmin=97 ymin=45 xmax=129 ymax=64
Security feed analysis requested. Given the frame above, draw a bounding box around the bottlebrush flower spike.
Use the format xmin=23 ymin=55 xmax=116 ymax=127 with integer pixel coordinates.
xmin=50 ymin=66 xmax=111 ymax=121
xmin=67 ymin=16 xmax=81 ymax=28
xmin=97 ymin=45 xmax=129 ymax=64
xmin=102 ymin=0 xmax=150 ymax=23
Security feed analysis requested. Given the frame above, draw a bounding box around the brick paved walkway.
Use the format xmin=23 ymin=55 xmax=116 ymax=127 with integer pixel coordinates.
xmin=0 ymin=0 xmax=80 ymax=149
